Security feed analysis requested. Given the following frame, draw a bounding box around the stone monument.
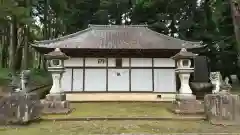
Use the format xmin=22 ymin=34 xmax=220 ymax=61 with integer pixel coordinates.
xmin=204 ymin=73 xmax=240 ymax=125
xmin=41 ymin=48 xmax=71 ymax=114
xmin=0 ymin=70 xmax=42 ymax=125
xmin=171 ymin=48 xmax=204 ymax=114
xmin=204 ymin=92 xmax=240 ymax=125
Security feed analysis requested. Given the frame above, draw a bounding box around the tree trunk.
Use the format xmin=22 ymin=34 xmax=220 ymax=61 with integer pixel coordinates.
xmin=1 ymin=31 xmax=8 ymax=68
xmin=15 ymin=47 xmax=23 ymax=70
xmin=22 ymin=25 xmax=29 ymax=70
xmin=2 ymin=27 xmax=9 ymax=68
xmin=9 ymin=16 xmax=18 ymax=75
xmin=229 ymin=0 xmax=240 ymax=52
xmin=43 ymin=0 xmax=49 ymax=40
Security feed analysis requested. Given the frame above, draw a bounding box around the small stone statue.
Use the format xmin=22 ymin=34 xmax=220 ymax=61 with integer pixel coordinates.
xmin=20 ymin=70 xmax=31 ymax=93
xmin=210 ymin=72 xmax=223 ymax=93
xmin=220 ymin=77 xmax=232 ymax=93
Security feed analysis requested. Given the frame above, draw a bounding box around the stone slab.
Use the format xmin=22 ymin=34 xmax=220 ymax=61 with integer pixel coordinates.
xmin=175 ymin=94 xmax=196 ymax=101
xmin=41 ymin=100 xmax=71 ymax=114
xmin=204 ymin=93 xmax=240 ymax=125
xmin=172 ymin=99 xmax=204 ymax=114
xmin=46 ymin=93 xmax=66 ymax=101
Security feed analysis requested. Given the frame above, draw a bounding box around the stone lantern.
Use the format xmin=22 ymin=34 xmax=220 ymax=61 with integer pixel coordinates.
xmin=171 ymin=48 xmax=203 ymax=114
xmin=171 ymin=48 xmax=197 ymax=98
xmin=41 ymin=48 xmax=71 ymax=114
xmin=44 ymin=48 xmax=68 ymax=94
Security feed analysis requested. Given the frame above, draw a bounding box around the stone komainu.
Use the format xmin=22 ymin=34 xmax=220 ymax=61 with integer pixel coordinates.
xmin=0 ymin=92 xmax=42 ymax=124
xmin=204 ymin=93 xmax=240 ymax=125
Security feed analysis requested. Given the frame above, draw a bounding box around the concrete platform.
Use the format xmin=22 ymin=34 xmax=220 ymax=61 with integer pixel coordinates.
xmin=66 ymin=93 xmax=176 ymax=102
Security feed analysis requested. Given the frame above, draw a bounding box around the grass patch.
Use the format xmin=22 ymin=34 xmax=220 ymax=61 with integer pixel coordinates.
xmin=43 ymin=102 xmax=182 ymax=119
xmin=0 ymin=120 xmax=239 ymax=134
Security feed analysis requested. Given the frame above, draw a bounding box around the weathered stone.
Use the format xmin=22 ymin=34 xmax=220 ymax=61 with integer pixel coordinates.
xmin=41 ymin=94 xmax=71 ymax=114
xmin=20 ymin=70 xmax=31 ymax=93
xmin=0 ymin=92 xmax=42 ymax=125
xmin=172 ymin=98 xmax=204 ymax=114
xmin=175 ymin=94 xmax=196 ymax=101
xmin=204 ymin=92 xmax=240 ymax=125
xmin=45 ymin=93 xmax=66 ymax=101
xmin=41 ymin=99 xmax=70 ymax=114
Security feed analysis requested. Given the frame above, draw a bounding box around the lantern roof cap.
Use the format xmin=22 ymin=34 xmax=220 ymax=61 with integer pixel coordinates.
xmin=44 ymin=48 xmax=69 ymax=60
xmin=171 ymin=48 xmax=197 ymax=60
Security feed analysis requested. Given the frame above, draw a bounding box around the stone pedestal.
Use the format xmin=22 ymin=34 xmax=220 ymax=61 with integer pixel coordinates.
xmin=49 ymin=72 xmax=64 ymax=94
xmin=172 ymin=94 xmax=204 ymax=114
xmin=204 ymin=92 xmax=240 ymax=125
xmin=178 ymin=72 xmax=193 ymax=94
xmin=41 ymin=94 xmax=71 ymax=114
xmin=0 ymin=92 xmax=42 ymax=125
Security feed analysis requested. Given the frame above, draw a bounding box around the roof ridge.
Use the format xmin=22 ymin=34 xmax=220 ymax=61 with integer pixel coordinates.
xmin=33 ymin=28 xmax=92 ymax=45
xmin=88 ymin=24 xmax=148 ymax=28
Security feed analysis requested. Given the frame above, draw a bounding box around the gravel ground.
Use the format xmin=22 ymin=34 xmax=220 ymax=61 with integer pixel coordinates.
xmin=0 ymin=120 xmax=240 ymax=135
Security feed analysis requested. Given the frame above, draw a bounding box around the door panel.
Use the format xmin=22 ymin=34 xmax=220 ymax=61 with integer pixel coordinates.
xmin=108 ymin=69 xmax=129 ymax=91
xmin=85 ymin=69 xmax=106 ymax=91
xmin=72 ymin=69 xmax=83 ymax=91
xmin=131 ymin=69 xmax=152 ymax=91
xmin=61 ymin=68 xmax=72 ymax=92
xmin=154 ymin=69 xmax=176 ymax=92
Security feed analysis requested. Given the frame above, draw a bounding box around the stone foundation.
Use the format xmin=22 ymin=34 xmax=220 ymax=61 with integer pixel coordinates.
xmin=0 ymin=92 xmax=42 ymax=124
xmin=41 ymin=93 xmax=71 ymax=114
xmin=46 ymin=93 xmax=66 ymax=101
xmin=204 ymin=92 xmax=240 ymax=125
xmin=172 ymin=94 xmax=204 ymax=114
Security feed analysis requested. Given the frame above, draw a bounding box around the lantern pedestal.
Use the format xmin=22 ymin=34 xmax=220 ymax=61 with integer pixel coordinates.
xmin=177 ymin=68 xmax=194 ymax=95
xmin=173 ymin=94 xmax=204 ymax=114
xmin=41 ymin=48 xmax=71 ymax=114
xmin=173 ymin=68 xmax=204 ymax=114
xmin=41 ymin=96 xmax=70 ymax=114
xmin=48 ymin=68 xmax=64 ymax=94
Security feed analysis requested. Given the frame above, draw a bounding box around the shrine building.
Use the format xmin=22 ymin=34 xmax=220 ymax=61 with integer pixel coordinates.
xmin=32 ymin=25 xmax=203 ymax=101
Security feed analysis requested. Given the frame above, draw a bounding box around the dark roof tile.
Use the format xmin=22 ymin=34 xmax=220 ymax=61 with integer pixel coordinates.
xmin=32 ymin=25 xmax=202 ymax=50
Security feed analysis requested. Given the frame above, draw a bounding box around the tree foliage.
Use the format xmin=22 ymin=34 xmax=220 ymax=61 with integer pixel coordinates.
xmin=0 ymin=0 xmax=239 ymax=81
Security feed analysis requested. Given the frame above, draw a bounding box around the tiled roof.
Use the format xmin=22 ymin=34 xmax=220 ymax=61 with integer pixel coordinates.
xmin=44 ymin=48 xmax=69 ymax=60
xmin=32 ymin=24 xmax=202 ymax=49
xmin=171 ymin=48 xmax=198 ymax=60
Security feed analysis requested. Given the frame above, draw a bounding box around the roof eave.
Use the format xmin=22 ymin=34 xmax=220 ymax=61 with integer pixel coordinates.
xmin=32 ymin=27 xmax=92 ymax=45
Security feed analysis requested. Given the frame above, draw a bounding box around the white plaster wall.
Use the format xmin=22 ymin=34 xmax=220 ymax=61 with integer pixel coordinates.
xmin=131 ymin=69 xmax=152 ymax=91
xmin=61 ymin=68 xmax=72 ymax=91
xmin=108 ymin=69 xmax=129 ymax=91
xmin=108 ymin=58 xmax=115 ymax=67
xmin=153 ymin=58 xmax=175 ymax=67
xmin=64 ymin=58 xmax=83 ymax=67
xmin=122 ymin=58 xmax=130 ymax=67
xmin=85 ymin=58 xmax=107 ymax=67
xmin=85 ymin=69 xmax=106 ymax=91
xmin=154 ymin=69 xmax=176 ymax=92
xmin=72 ymin=69 xmax=83 ymax=91
xmin=131 ymin=58 xmax=152 ymax=67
